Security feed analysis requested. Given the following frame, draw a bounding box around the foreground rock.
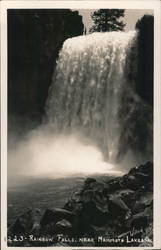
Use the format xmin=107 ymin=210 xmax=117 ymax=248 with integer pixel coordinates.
xmin=8 ymin=161 xmax=153 ymax=247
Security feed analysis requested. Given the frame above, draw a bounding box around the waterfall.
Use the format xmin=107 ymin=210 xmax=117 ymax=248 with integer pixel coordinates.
xmin=45 ymin=31 xmax=152 ymax=165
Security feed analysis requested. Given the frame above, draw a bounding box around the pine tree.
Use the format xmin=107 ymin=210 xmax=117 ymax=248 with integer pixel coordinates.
xmin=90 ymin=9 xmax=125 ymax=33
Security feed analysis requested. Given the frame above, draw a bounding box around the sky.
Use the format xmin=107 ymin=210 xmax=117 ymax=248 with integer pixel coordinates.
xmin=78 ymin=9 xmax=154 ymax=32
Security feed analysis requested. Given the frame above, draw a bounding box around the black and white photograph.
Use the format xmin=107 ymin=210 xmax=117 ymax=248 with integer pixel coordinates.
xmin=1 ymin=0 xmax=161 ymax=249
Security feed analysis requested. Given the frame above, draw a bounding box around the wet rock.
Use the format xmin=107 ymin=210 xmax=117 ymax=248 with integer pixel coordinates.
xmin=116 ymin=189 xmax=135 ymax=208
xmin=133 ymin=200 xmax=146 ymax=214
xmin=123 ymin=162 xmax=153 ymax=191
xmin=8 ymin=208 xmax=42 ymax=236
xmin=8 ymin=217 xmax=26 ymax=235
xmin=116 ymin=189 xmax=135 ymax=198
xmin=81 ymin=190 xmax=94 ymax=203
xmin=55 ymin=219 xmax=72 ymax=234
xmin=128 ymin=161 xmax=153 ymax=179
xmin=139 ymin=192 xmax=153 ymax=206
xmin=133 ymin=192 xmax=153 ymax=213
xmin=127 ymin=206 xmax=152 ymax=230
xmin=84 ymin=178 xmax=97 ymax=189
xmin=129 ymin=214 xmax=148 ymax=230
xmin=93 ymin=192 xmax=109 ymax=213
xmin=40 ymin=208 xmax=74 ymax=227
xmin=122 ymin=174 xmax=139 ymax=190
xmin=108 ymin=194 xmax=129 ymax=219
xmin=71 ymin=189 xmax=82 ymax=202
xmin=107 ymin=178 xmax=122 ymax=192
xmin=92 ymin=181 xmax=105 ymax=192
xmin=8 ymin=161 xmax=153 ymax=247
xmin=139 ymin=222 xmax=153 ymax=246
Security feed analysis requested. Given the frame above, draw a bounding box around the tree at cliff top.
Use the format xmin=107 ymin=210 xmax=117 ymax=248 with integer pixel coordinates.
xmin=89 ymin=9 xmax=125 ymax=33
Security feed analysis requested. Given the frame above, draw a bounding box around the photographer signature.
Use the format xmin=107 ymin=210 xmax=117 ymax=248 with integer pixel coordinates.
xmin=118 ymin=227 xmax=143 ymax=238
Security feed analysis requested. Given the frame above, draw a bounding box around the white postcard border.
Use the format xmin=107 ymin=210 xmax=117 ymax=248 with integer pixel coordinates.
xmin=1 ymin=1 xmax=161 ymax=249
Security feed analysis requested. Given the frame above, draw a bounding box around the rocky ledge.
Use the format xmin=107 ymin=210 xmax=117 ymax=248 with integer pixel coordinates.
xmin=8 ymin=161 xmax=153 ymax=247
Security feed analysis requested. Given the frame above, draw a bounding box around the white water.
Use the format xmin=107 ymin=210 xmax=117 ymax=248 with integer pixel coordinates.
xmin=9 ymin=31 xmax=152 ymax=182
xmin=46 ymin=31 xmax=151 ymax=163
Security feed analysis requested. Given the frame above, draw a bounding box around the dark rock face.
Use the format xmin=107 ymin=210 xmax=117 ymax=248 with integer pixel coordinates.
xmin=8 ymin=9 xmax=84 ymax=132
xmin=136 ymin=15 xmax=154 ymax=106
xmin=8 ymin=161 xmax=153 ymax=247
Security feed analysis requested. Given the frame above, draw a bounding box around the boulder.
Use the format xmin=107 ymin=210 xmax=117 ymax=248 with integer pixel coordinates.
xmin=128 ymin=161 xmax=153 ymax=179
xmin=122 ymin=174 xmax=139 ymax=190
xmin=127 ymin=206 xmax=152 ymax=230
xmin=8 ymin=208 xmax=42 ymax=235
xmin=40 ymin=208 xmax=74 ymax=227
xmin=108 ymin=194 xmax=129 ymax=219
xmin=116 ymin=189 xmax=135 ymax=208
xmin=92 ymin=192 xmax=109 ymax=213
xmin=129 ymin=214 xmax=148 ymax=230
xmin=81 ymin=189 xmax=94 ymax=203
xmin=133 ymin=192 xmax=153 ymax=213
xmin=107 ymin=178 xmax=122 ymax=192
xmin=71 ymin=189 xmax=82 ymax=202
xmin=84 ymin=178 xmax=97 ymax=189
xmin=92 ymin=181 xmax=105 ymax=192
xmin=55 ymin=219 xmax=73 ymax=234
xmin=8 ymin=161 xmax=153 ymax=247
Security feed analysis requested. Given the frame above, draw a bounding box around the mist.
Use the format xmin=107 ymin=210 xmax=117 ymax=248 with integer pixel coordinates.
xmin=8 ymin=126 xmax=123 ymax=186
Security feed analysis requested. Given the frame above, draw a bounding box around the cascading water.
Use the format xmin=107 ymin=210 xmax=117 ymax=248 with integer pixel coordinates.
xmin=45 ymin=31 xmax=152 ymax=166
